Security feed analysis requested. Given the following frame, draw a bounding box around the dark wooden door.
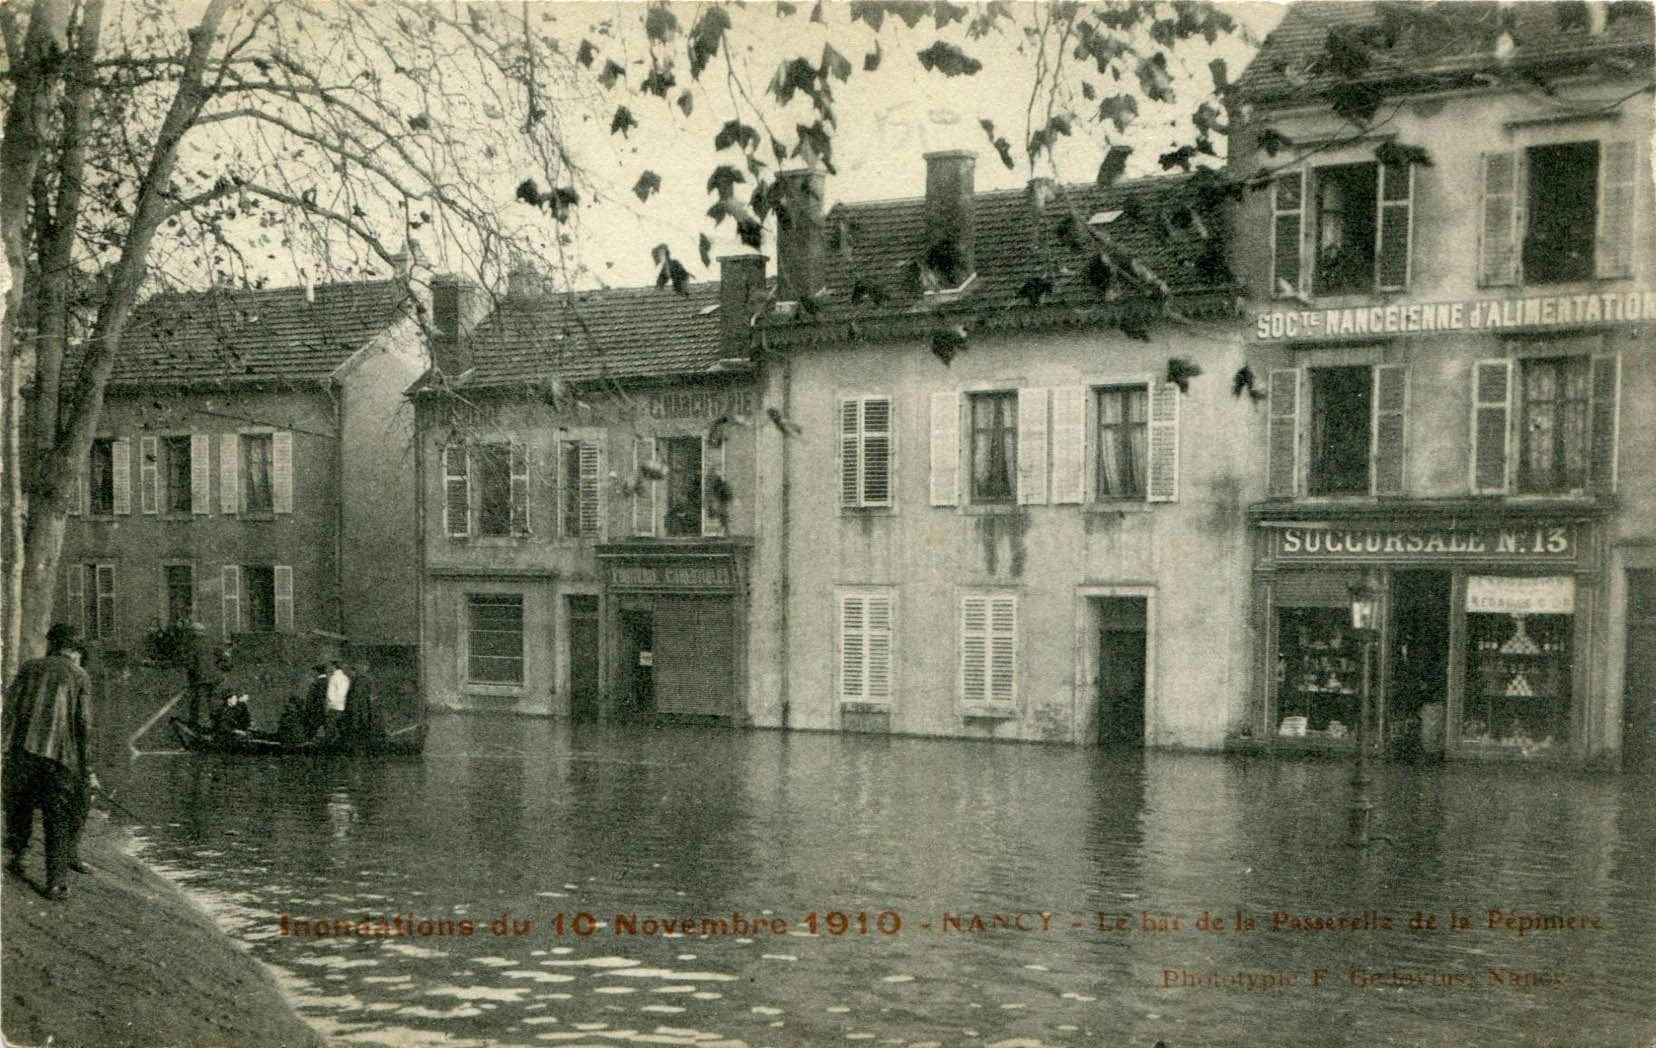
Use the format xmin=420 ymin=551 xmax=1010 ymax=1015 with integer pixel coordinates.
xmin=567 ymin=595 xmax=599 ymax=723
xmin=1624 ymin=570 xmax=1656 ymax=771
xmin=1097 ymin=630 xmax=1146 ymax=745
xmin=618 ymin=609 xmax=654 ymax=719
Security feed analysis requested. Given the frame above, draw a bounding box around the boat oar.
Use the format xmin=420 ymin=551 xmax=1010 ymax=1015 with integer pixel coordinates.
xmin=89 ymin=782 xmax=142 ymax=822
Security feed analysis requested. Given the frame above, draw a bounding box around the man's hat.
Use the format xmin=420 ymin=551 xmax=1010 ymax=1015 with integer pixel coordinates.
xmin=46 ymin=623 xmax=85 ymax=654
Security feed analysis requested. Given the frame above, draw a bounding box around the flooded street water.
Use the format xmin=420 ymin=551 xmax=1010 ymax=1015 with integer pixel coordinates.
xmin=98 ymin=714 xmax=1655 ymax=1048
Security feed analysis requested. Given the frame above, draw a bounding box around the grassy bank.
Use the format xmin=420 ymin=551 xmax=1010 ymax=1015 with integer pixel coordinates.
xmin=2 ymin=812 xmax=321 ymax=1048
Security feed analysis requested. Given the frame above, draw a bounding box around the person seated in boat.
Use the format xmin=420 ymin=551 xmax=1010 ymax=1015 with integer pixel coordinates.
xmin=277 ymin=693 xmax=308 ymax=746
xmin=212 ymin=694 xmax=253 ymax=737
xmin=341 ymin=661 xmax=386 ymax=749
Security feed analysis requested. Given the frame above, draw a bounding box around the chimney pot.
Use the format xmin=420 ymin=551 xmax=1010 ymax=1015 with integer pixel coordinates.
xmin=718 ymin=253 xmax=767 ymax=356
xmin=430 ymin=273 xmax=489 ymax=375
xmin=924 ymin=150 xmax=977 ymax=286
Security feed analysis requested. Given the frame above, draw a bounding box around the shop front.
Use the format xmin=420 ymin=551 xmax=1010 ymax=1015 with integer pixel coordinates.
xmin=596 ymin=540 xmax=752 ymax=723
xmin=1239 ymin=503 xmax=1605 ymax=764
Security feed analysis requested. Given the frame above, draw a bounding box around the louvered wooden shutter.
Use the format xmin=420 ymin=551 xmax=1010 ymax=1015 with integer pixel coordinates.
xmin=1376 ymin=161 xmax=1412 ymax=291
xmin=1267 ymin=368 xmax=1299 ymax=498
xmin=219 ymin=433 xmax=239 ymax=513
xmin=865 ymin=593 xmax=892 ymax=702
xmin=272 ymin=430 xmax=293 ymax=513
xmin=273 ymin=565 xmax=294 ymax=632
xmin=65 ymin=563 xmax=85 ymax=633
xmin=929 ymin=392 xmax=959 ymax=506
xmin=840 ymin=594 xmax=866 ymax=700
xmin=632 ymin=438 xmax=657 ymax=536
xmin=190 ymin=433 xmax=211 ymax=514
xmin=1596 ymin=140 xmax=1638 ymax=279
xmin=1479 ymin=151 xmax=1520 ymax=286
xmin=704 ymin=439 xmax=729 ymax=536
xmin=139 ymin=436 xmax=159 ymax=514
xmin=1050 ymin=386 xmax=1086 ymax=504
xmin=1471 ymin=359 xmax=1512 ymax=494
xmin=839 ymin=400 xmax=861 ymax=507
xmin=1017 ymin=387 xmax=1049 ymax=505
xmin=578 ymin=440 xmax=601 ymax=538
xmin=1272 ymin=171 xmax=1305 ymax=296
xmin=94 ymin=564 xmax=115 ymax=638
xmin=860 ymin=398 xmax=891 ymax=507
xmin=988 ymin=596 xmax=1016 ymax=704
xmin=220 ymin=565 xmax=241 ymax=639
xmin=111 ymin=438 xmax=131 ymax=514
xmin=1147 ymin=381 xmax=1180 ymax=502
xmin=1590 ymin=353 xmax=1620 ymax=493
xmin=1371 ymin=364 xmax=1406 ymax=496
xmin=443 ymin=445 xmax=469 ymax=538
xmin=960 ymin=596 xmax=988 ymax=703
xmin=510 ymin=443 xmax=531 ymax=535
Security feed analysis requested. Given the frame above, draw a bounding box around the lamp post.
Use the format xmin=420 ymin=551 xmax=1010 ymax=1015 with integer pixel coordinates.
xmin=1347 ymin=569 xmax=1382 ymax=848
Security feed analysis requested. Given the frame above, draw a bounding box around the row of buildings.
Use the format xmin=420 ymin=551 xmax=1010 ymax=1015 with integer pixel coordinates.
xmin=57 ymin=3 xmax=1655 ymax=767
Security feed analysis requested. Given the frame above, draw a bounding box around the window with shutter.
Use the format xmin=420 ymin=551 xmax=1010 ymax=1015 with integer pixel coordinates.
xmin=701 ymin=438 xmax=729 ymax=536
xmin=88 ymin=439 xmax=115 ymax=515
xmin=244 ymin=565 xmax=276 ymax=631
xmin=1146 ymin=381 xmax=1179 ymax=502
xmin=474 ymin=443 xmax=512 ymax=537
xmin=93 ymin=564 xmax=115 ymax=639
xmin=969 ymin=391 xmax=1018 ymax=504
xmin=273 ymin=565 xmax=294 ymax=631
xmin=1272 ymin=171 xmax=1305 ymax=297
xmin=240 ymin=433 xmax=274 ymax=513
xmin=1267 ymin=368 xmax=1299 ymax=498
xmin=1517 ymin=355 xmax=1592 ymax=494
xmin=190 ymin=433 xmax=211 ymax=514
xmin=443 ymin=444 xmax=470 ymax=538
xmin=1050 ymin=387 xmax=1086 ymax=504
xmin=960 ymin=594 xmax=1016 ymax=707
xmin=839 ymin=591 xmax=895 ymax=704
xmin=841 ymin=397 xmax=893 ymax=509
xmin=1590 ymin=354 xmax=1620 ymax=493
xmin=632 ymin=438 xmax=658 ymax=536
xmin=1376 ymin=161 xmax=1412 ymax=291
xmin=929 ymin=392 xmax=960 ymax=506
xmin=1016 ymin=388 xmax=1048 ymax=505
xmin=1523 ymin=142 xmax=1597 ymax=284
xmin=111 ymin=437 xmax=131 ymax=514
xmin=163 ymin=564 xmax=194 ymax=627
xmin=1596 ymin=140 xmax=1638 ymax=279
xmin=65 ymin=564 xmax=85 ymax=634
xmin=1470 ymin=359 xmax=1512 ymax=494
xmin=510 ymin=443 xmax=531 ymax=536
xmin=1371 ymin=364 xmax=1406 ymax=496
xmin=1095 ymin=385 xmax=1148 ymax=499
xmin=1308 ymin=366 xmax=1372 ymax=496
xmin=663 ymin=436 xmax=703 ymax=537
xmin=139 ymin=436 xmax=158 ymax=514
xmin=272 ymin=431 xmax=294 ymax=513
xmin=578 ymin=440 xmax=601 ymax=538
xmin=221 ymin=564 xmax=241 ymax=640
xmin=219 ymin=433 xmax=239 ymax=513
xmin=1479 ymin=151 xmax=1520 ymax=287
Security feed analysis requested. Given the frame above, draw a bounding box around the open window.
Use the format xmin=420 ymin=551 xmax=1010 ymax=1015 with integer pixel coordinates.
xmin=1481 ymin=140 xmax=1639 ymax=286
xmin=1273 ymin=159 xmax=1412 ymax=297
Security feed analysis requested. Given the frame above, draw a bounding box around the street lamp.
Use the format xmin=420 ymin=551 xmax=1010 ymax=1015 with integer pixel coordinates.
xmin=1347 ymin=568 xmax=1381 ymax=848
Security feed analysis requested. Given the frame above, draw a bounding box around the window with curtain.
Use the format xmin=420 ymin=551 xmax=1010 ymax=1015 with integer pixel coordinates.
xmin=1518 ymin=356 xmax=1590 ymax=493
xmin=241 ymin=433 xmax=273 ymax=513
xmin=1096 ymin=386 xmax=1148 ymax=499
xmin=969 ymin=391 xmax=1017 ymax=503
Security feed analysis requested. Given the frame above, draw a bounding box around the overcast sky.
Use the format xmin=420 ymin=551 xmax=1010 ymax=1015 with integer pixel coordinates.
xmin=427 ymin=0 xmax=1287 ymax=290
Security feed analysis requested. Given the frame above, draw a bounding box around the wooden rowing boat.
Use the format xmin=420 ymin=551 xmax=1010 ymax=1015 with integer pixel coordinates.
xmin=170 ymin=718 xmax=427 ymax=757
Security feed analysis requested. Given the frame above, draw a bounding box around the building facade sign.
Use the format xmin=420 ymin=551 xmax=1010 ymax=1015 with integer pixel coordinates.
xmin=602 ymin=559 xmax=736 ymax=592
xmin=1466 ymin=575 xmax=1575 ymax=615
xmin=1275 ymin=525 xmax=1575 ymax=562
xmin=1254 ymin=290 xmax=1656 ymax=342
xmin=646 ymin=390 xmax=755 ymax=420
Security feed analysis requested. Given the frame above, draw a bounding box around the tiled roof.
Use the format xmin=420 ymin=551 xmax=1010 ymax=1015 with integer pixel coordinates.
xmin=1235 ymin=1 xmax=1654 ymax=105
xmin=461 ymin=281 xmax=728 ymax=390
xmin=115 ymin=280 xmax=411 ymax=386
xmin=808 ymin=171 xmax=1234 ymax=323
xmin=449 ymin=170 xmax=1235 ymax=388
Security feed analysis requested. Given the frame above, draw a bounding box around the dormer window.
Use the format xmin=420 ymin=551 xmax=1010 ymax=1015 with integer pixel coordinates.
xmin=1272 ymin=159 xmax=1413 ymax=298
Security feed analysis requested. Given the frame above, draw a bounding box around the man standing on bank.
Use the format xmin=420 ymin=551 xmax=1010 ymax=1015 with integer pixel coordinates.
xmin=3 ymin=623 xmax=96 ymax=900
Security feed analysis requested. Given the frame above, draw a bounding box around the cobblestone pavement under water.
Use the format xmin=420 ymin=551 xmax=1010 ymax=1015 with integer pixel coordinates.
xmin=103 ymin=715 xmax=1655 ymax=1048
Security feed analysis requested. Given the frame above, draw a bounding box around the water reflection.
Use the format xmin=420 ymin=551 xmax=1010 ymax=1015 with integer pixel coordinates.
xmin=93 ymin=715 xmax=1656 ymax=1048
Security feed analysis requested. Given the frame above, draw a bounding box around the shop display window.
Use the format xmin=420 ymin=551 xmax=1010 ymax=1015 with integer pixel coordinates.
xmin=1274 ymin=607 xmax=1365 ymax=737
xmin=1463 ymin=612 xmax=1570 ymax=754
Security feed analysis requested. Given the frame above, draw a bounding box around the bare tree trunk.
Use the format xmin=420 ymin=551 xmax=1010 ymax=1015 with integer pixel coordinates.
xmin=0 ymin=0 xmax=71 ymax=682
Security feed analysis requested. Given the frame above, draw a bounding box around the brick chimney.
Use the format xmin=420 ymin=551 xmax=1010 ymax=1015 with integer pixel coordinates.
xmin=924 ymin=150 xmax=977 ymax=286
xmin=718 ymin=254 xmax=767 ymax=356
xmin=775 ymin=168 xmax=826 ymax=302
xmin=430 ymin=274 xmax=490 ymax=375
